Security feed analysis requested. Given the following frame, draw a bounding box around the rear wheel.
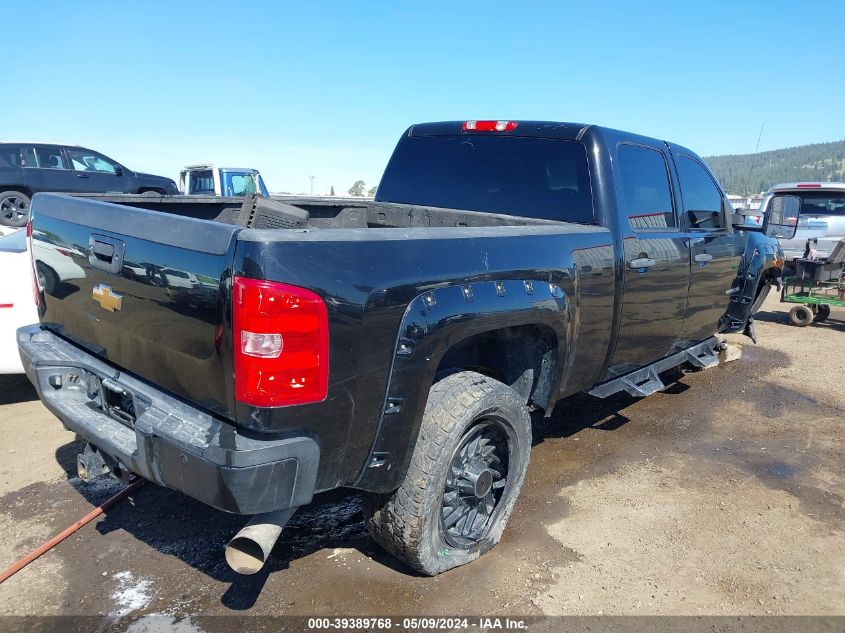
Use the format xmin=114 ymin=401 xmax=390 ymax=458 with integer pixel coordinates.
xmin=788 ymin=305 xmax=814 ymax=327
xmin=815 ymin=304 xmax=831 ymax=321
xmin=364 ymin=371 xmax=531 ymax=575
xmin=0 ymin=191 xmax=31 ymax=227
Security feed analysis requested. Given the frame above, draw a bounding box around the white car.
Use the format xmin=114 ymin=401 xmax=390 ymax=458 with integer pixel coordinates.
xmin=0 ymin=227 xmax=38 ymax=373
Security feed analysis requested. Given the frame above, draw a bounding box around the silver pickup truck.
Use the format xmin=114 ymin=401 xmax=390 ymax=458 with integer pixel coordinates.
xmin=762 ymin=182 xmax=845 ymax=261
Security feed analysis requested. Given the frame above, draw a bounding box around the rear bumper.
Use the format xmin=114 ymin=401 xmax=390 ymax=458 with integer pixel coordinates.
xmin=17 ymin=325 xmax=319 ymax=515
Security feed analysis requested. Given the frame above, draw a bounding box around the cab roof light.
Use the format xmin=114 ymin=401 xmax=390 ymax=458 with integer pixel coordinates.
xmin=796 ymin=183 xmax=822 ymax=188
xmin=462 ymin=120 xmax=518 ymax=132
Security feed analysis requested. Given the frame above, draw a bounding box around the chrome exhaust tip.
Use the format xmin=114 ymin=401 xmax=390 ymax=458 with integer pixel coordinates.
xmin=225 ymin=508 xmax=296 ymax=575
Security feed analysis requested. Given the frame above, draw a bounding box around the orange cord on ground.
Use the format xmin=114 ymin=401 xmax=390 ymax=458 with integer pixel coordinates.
xmin=0 ymin=478 xmax=145 ymax=584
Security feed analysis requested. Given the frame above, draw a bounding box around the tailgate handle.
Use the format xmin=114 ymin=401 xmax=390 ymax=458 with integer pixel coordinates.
xmin=88 ymin=235 xmax=126 ymax=274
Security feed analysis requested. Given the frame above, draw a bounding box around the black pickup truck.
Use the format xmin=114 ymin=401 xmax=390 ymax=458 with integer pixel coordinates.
xmin=18 ymin=121 xmax=796 ymax=576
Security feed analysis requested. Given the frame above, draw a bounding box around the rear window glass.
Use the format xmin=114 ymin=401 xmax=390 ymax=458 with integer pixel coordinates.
xmin=376 ymin=136 xmax=594 ymax=223
xmin=795 ymin=191 xmax=845 ymax=216
xmin=189 ymin=170 xmax=215 ymax=194
xmin=0 ymin=146 xmax=21 ymax=168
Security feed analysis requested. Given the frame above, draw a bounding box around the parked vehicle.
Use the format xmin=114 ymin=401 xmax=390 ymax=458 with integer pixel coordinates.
xmin=760 ymin=182 xmax=845 ymax=261
xmin=0 ymin=143 xmax=179 ymax=227
xmin=18 ymin=121 xmax=792 ymax=577
xmin=0 ymin=227 xmax=38 ymax=373
xmin=179 ymin=165 xmax=269 ymax=197
xmin=781 ymin=237 xmax=845 ymax=326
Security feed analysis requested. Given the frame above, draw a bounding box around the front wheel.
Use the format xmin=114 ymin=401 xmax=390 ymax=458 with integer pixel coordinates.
xmin=0 ymin=191 xmax=31 ymax=227
xmin=364 ymin=371 xmax=532 ymax=575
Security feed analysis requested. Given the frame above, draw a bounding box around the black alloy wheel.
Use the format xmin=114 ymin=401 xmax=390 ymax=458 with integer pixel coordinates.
xmin=440 ymin=420 xmax=510 ymax=548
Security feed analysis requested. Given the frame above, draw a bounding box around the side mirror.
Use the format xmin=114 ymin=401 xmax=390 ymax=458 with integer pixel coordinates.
xmin=766 ymin=194 xmax=800 ymax=240
xmin=114 ymin=166 xmax=124 ymax=177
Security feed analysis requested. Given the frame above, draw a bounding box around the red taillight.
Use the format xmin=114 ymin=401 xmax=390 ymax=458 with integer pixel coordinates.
xmin=232 ymin=276 xmax=329 ymax=407
xmin=796 ymin=183 xmax=822 ymax=188
xmin=462 ymin=120 xmax=518 ymax=132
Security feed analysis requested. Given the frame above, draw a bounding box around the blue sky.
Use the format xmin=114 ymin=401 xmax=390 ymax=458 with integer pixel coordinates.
xmin=4 ymin=1 xmax=843 ymax=193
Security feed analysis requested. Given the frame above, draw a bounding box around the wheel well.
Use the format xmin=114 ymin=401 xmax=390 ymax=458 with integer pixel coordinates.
xmin=435 ymin=324 xmax=558 ymax=410
xmin=138 ymin=187 xmax=165 ymax=195
xmin=1 ymin=186 xmax=32 ymax=198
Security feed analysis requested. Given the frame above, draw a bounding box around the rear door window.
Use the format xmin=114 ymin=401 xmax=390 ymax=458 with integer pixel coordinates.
xmin=617 ymin=144 xmax=675 ymax=230
xmin=376 ymin=136 xmax=594 ymax=223
xmin=31 ymin=147 xmax=68 ymax=170
xmin=23 ymin=147 xmax=38 ymax=168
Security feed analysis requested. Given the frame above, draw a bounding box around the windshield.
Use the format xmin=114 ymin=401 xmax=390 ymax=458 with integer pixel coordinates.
xmin=221 ymin=171 xmax=259 ymax=196
xmin=376 ymin=135 xmax=594 ymax=223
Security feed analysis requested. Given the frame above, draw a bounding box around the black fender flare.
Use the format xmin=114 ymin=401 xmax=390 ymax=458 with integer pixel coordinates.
xmin=354 ymin=277 xmax=573 ymax=493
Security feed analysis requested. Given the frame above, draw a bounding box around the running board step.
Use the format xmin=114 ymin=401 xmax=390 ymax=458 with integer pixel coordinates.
xmin=589 ymin=336 xmax=720 ymax=399
xmin=684 ymin=345 xmax=719 ymax=369
xmin=620 ymin=367 xmax=665 ymax=398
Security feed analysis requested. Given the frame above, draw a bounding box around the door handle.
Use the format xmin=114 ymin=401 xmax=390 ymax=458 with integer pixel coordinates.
xmin=76 ymin=173 xmax=90 ymax=178
xmin=628 ymin=257 xmax=656 ymax=269
xmin=694 ymin=253 xmax=713 ymax=265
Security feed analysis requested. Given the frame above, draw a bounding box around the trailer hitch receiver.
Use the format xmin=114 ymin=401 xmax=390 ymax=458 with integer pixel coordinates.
xmin=76 ymin=443 xmax=110 ymax=482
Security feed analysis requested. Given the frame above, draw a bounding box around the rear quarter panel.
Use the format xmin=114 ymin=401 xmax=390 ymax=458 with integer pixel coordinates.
xmin=233 ymin=225 xmax=614 ymax=492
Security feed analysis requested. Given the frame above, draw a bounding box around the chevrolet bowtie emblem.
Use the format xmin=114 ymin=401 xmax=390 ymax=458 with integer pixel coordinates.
xmin=92 ymin=284 xmax=123 ymax=312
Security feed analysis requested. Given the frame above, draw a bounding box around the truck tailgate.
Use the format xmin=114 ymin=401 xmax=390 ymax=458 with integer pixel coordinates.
xmin=30 ymin=193 xmax=238 ymax=419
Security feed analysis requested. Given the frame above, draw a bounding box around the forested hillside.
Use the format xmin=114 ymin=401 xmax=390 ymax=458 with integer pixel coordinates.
xmin=705 ymin=140 xmax=845 ymax=195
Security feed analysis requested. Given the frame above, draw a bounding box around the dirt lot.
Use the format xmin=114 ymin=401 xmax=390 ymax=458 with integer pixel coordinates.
xmin=0 ymin=293 xmax=842 ymax=621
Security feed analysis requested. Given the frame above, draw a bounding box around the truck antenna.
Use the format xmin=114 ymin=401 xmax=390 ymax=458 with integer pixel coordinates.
xmin=745 ymin=121 xmax=766 ymax=196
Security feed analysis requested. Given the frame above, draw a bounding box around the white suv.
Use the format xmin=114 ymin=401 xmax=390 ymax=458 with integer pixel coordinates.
xmin=760 ymin=182 xmax=845 ymax=261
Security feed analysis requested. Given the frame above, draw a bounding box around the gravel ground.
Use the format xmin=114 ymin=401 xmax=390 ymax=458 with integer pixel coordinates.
xmin=0 ymin=293 xmax=842 ymax=621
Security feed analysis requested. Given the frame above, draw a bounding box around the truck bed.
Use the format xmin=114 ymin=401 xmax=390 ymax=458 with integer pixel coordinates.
xmin=66 ymin=193 xmax=562 ymax=231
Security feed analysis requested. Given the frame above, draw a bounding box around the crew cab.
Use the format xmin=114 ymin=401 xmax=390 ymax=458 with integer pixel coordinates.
xmin=17 ymin=121 xmax=793 ymax=577
xmin=0 ymin=143 xmax=179 ymax=227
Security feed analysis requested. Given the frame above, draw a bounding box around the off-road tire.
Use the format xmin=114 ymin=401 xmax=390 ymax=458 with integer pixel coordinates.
xmin=788 ymin=305 xmax=814 ymax=327
xmin=364 ymin=371 xmax=531 ymax=576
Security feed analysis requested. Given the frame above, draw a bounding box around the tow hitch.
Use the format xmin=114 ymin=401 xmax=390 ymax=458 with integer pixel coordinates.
xmin=76 ymin=443 xmax=109 ymax=482
xmin=76 ymin=442 xmax=130 ymax=482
